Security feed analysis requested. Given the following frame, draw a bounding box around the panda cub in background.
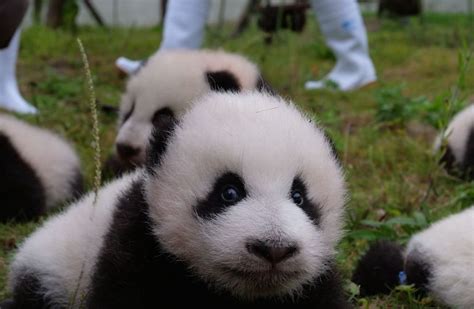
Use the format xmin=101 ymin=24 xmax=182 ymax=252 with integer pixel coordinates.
xmin=353 ymin=207 xmax=474 ymax=308
xmin=110 ymin=49 xmax=272 ymax=172
xmin=8 ymin=92 xmax=349 ymax=307
xmin=434 ymin=104 xmax=474 ymax=180
xmin=0 ymin=114 xmax=83 ymax=222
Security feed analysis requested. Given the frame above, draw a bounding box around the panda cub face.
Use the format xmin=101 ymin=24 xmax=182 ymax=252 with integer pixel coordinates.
xmin=115 ymin=50 xmax=263 ymax=166
xmin=145 ymin=92 xmax=346 ymax=299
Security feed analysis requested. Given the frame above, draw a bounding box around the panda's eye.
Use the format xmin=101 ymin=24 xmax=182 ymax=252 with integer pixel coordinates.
xmin=195 ymin=172 xmax=247 ymax=220
xmin=291 ymin=190 xmax=304 ymax=206
xmin=221 ymin=185 xmax=240 ymax=203
xmin=289 ymin=177 xmax=321 ymax=225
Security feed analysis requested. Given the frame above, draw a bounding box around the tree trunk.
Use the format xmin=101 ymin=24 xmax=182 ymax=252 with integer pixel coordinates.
xmin=33 ymin=0 xmax=43 ymax=24
xmin=46 ymin=0 xmax=64 ymax=28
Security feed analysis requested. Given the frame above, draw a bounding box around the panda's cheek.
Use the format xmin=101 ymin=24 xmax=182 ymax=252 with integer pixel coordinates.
xmin=197 ymin=219 xmax=245 ymax=261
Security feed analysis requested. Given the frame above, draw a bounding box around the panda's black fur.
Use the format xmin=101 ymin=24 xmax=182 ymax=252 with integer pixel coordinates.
xmin=351 ymin=240 xmax=404 ymax=296
xmin=206 ymin=70 xmax=241 ymax=92
xmin=0 ymin=133 xmax=46 ymax=222
xmin=352 ymin=241 xmax=433 ymax=298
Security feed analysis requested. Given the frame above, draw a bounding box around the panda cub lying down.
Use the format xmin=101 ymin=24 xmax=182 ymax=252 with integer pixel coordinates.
xmin=434 ymin=104 xmax=474 ymax=180
xmin=0 ymin=114 xmax=83 ymax=222
xmin=7 ymin=92 xmax=349 ymax=307
xmin=353 ymin=206 xmax=474 ymax=308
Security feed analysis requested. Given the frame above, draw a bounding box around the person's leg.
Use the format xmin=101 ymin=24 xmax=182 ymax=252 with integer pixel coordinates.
xmin=0 ymin=29 xmax=37 ymax=114
xmin=116 ymin=0 xmax=210 ymax=76
xmin=306 ymin=0 xmax=376 ymax=91
xmin=160 ymin=0 xmax=210 ymax=50
xmin=0 ymin=0 xmax=36 ymax=114
xmin=0 ymin=0 xmax=29 ymax=49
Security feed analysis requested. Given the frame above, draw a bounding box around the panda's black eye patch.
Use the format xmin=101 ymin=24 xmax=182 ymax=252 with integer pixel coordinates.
xmin=122 ymin=101 xmax=135 ymax=125
xmin=290 ymin=177 xmax=320 ymax=225
xmin=195 ymin=172 xmax=247 ymax=220
xmin=152 ymin=108 xmax=175 ymax=130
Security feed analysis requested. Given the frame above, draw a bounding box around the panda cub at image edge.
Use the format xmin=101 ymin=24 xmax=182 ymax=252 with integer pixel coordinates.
xmin=435 ymin=104 xmax=474 ymax=180
xmin=7 ymin=92 xmax=349 ymax=307
xmin=0 ymin=114 xmax=83 ymax=222
xmin=111 ymin=49 xmax=273 ymax=171
xmin=352 ymin=206 xmax=474 ymax=309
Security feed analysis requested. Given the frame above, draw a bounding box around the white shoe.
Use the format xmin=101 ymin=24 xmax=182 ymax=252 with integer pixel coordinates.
xmin=115 ymin=57 xmax=144 ymax=76
xmin=0 ymin=30 xmax=37 ymax=114
xmin=307 ymin=0 xmax=377 ymax=92
xmin=305 ymin=70 xmax=376 ymax=91
xmin=0 ymin=80 xmax=37 ymax=114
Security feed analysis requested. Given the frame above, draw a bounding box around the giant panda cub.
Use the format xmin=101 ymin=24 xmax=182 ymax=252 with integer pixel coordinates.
xmin=0 ymin=114 xmax=83 ymax=222
xmin=434 ymin=104 xmax=474 ymax=180
xmin=7 ymin=92 xmax=349 ymax=307
xmin=353 ymin=207 xmax=474 ymax=308
xmin=111 ymin=49 xmax=272 ymax=172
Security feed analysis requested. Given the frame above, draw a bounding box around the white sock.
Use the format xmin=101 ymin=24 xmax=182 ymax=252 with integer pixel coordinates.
xmin=0 ymin=30 xmax=37 ymax=114
xmin=306 ymin=0 xmax=376 ymax=91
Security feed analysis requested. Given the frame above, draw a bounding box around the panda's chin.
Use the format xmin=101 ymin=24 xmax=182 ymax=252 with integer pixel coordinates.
xmin=217 ymin=266 xmax=307 ymax=299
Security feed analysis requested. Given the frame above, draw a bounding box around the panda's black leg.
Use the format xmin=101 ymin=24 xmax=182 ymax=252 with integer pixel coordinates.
xmin=0 ymin=299 xmax=16 ymax=309
xmin=0 ymin=134 xmax=46 ymax=222
xmin=10 ymin=271 xmax=57 ymax=309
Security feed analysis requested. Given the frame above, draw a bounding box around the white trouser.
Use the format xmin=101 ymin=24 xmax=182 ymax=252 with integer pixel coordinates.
xmin=160 ymin=0 xmax=211 ymax=50
xmin=0 ymin=29 xmax=37 ymax=114
xmin=306 ymin=0 xmax=376 ymax=91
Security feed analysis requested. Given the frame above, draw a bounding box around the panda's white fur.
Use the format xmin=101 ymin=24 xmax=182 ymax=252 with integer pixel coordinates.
xmin=0 ymin=114 xmax=81 ymax=209
xmin=405 ymin=206 xmax=474 ymax=308
xmin=434 ymin=104 xmax=474 ymax=176
xmin=9 ymin=170 xmax=142 ymax=307
xmin=115 ymin=49 xmax=263 ymax=165
xmin=8 ymin=92 xmax=346 ymax=306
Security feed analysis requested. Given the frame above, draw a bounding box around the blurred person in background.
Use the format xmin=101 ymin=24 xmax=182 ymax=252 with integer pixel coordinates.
xmin=0 ymin=0 xmax=37 ymax=114
xmin=116 ymin=0 xmax=376 ymax=92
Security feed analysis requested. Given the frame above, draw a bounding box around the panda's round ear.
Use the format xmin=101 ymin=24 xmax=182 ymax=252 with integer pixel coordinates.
xmin=145 ymin=115 xmax=179 ymax=176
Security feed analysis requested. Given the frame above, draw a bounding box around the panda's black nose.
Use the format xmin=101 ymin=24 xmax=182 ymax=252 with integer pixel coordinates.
xmin=246 ymin=240 xmax=299 ymax=264
xmin=116 ymin=143 xmax=140 ymax=160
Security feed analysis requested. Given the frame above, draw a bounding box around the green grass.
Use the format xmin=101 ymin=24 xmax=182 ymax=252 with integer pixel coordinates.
xmin=1 ymin=13 xmax=473 ymax=306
